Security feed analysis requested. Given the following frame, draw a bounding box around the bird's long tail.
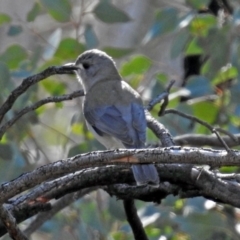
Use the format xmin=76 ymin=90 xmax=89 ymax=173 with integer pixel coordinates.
xmin=131 ymin=164 xmax=159 ymax=185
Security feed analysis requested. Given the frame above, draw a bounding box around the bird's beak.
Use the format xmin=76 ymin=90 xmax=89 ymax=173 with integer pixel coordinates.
xmin=63 ymin=62 xmax=80 ymax=71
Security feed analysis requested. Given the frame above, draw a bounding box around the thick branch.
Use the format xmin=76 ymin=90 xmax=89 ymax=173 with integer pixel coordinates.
xmin=0 ymin=163 xmax=238 ymax=237
xmin=1 ymin=147 xmax=240 ymax=204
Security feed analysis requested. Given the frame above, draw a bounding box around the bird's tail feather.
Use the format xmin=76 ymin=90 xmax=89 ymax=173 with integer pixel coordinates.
xmin=131 ymin=164 xmax=159 ymax=185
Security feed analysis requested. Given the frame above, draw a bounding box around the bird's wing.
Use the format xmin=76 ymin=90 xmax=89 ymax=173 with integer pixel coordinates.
xmin=84 ymin=103 xmax=146 ymax=148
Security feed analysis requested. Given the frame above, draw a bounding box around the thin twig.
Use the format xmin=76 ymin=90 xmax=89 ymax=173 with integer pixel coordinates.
xmin=147 ymin=79 xmax=175 ymax=112
xmin=0 ymin=90 xmax=84 ymax=139
xmin=215 ymin=127 xmax=238 ymax=143
xmin=0 ymin=65 xmax=78 ymax=125
xmin=164 ymin=109 xmax=232 ymax=152
xmin=212 ymin=129 xmax=231 ymax=152
xmin=158 ymin=79 xmax=175 ymax=116
xmin=146 ymin=80 xmax=176 ymax=147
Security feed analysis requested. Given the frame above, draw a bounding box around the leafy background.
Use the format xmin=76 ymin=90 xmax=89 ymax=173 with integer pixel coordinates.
xmin=0 ymin=0 xmax=240 ymax=239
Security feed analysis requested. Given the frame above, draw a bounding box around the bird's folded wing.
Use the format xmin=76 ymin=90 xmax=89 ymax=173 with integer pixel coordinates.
xmin=84 ymin=103 xmax=146 ymax=148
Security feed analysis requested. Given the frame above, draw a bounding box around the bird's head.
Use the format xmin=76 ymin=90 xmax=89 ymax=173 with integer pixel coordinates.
xmin=75 ymin=49 xmax=121 ymax=91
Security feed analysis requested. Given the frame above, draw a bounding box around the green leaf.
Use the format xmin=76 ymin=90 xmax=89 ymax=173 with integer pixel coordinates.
xmin=192 ymin=101 xmax=218 ymax=132
xmin=41 ymin=79 xmax=66 ymax=95
xmin=0 ymin=13 xmax=11 ymax=26
xmin=185 ymin=37 xmax=203 ymax=55
xmin=84 ymin=24 xmax=99 ymax=49
xmin=120 ymin=55 xmax=152 ymax=77
xmin=27 ymin=2 xmax=41 ymax=22
xmin=220 ymin=166 xmax=238 ymax=173
xmin=171 ymin=28 xmax=190 ymax=59
xmin=54 ymin=38 xmax=85 ymax=60
xmin=190 ymin=14 xmax=217 ymax=37
xmin=102 ymin=47 xmax=133 ymax=58
xmin=93 ymin=0 xmax=131 ymax=23
xmin=40 ymin=0 xmax=71 ymax=22
xmin=145 ymin=227 xmax=161 ymax=238
xmin=0 ymin=45 xmax=28 ymax=69
xmin=7 ymin=25 xmax=22 ymax=36
xmin=212 ymin=65 xmax=238 ymax=85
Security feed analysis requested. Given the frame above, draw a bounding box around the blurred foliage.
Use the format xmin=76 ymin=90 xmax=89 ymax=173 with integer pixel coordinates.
xmin=0 ymin=0 xmax=240 ymax=239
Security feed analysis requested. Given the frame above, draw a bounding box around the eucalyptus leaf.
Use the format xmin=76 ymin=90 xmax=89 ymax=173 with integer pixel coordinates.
xmin=7 ymin=25 xmax=22 ymax=36
xmin=0 ymin=13 xmax=11 ymax=26
xmin=0 ymin=45 xmax=27 ymax=69
xmin=120 ymin=55 xmax=152 ymax=77
xmin=190 ymin=14 xmax=217 ymax=37
xmin=40 ymin=0 xmax=71 ymax=22
xmin=185 ymin=37 xmax=203 ymax=55
xmin=212 ymin=65 xmax=238 ymax=85
xmin=27 ymin=2 xmax=41 ymax=22
xmin=93 ymin=0 xmax=131 ymax=23
xmin=54 ymin=38 xmax=85 ymax=60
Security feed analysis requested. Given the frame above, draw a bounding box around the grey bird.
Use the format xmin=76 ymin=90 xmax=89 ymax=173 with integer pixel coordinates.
xmin=74 ymin=49 xmax=159 ymax=185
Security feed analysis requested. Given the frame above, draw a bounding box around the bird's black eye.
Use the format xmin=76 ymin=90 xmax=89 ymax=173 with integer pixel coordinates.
xmin=82 ymin=62 xmax=90 ymax=69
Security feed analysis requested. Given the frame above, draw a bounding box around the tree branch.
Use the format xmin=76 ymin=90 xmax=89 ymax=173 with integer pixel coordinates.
xmin=24 ymin=188 xmax=94 ymax=238
xmin=0 ymin=90 xmax=84 ymax=139
xmin=1 ymin=147 xmax=240 ymax=204
xmin=123 ymin=199 xmax=149 ymax=240
xmin=174 ymin=133 xmax=240 ymax=147
xmin=0 ymin=65 xmax=78 ymax=125
xmin=0 ymin=163 xmax=238 ymax=237
xmin=0 ymin=205 xmax=27 ymax=240
xmin=164 ymin=109 xmax=236 ymax=151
